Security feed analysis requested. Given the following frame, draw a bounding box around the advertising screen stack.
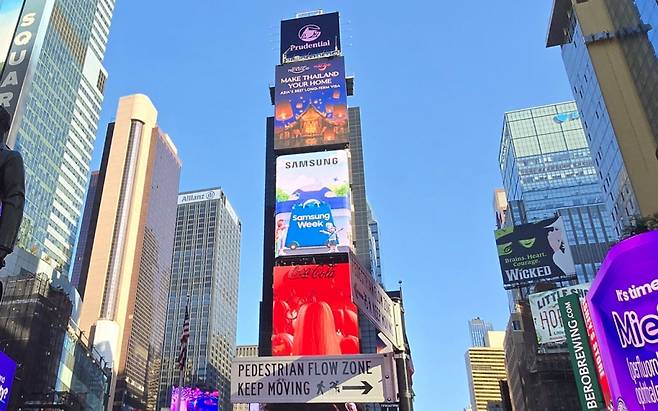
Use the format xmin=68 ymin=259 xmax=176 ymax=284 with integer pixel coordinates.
xmin=254 ymin=11 xmax=388 ymax=411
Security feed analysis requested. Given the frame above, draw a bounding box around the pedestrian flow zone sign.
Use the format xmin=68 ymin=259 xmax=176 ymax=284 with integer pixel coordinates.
xmin=231 ymin=353 xmax=398 ymax=404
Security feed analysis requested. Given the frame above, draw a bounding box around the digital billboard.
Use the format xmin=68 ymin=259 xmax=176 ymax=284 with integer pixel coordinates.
xmin=280 ymin=12 xmax=340 ymax=62
xmin=494 ymin=216 xmax=576 ymax=289
xmin=274 ymin=56 xmax=349 ymax=150
xmin=170 ymin=387 xmax=219 ymax=411
xmin=0 ymin=351 xmax=16 ymax=411
xmin=272 ymin=263 xmax=360 ymax=357
xmin=586 ymin=230 xmax=658 ymax=411
xmin=275 ymin=150 xmax=352 ymax=257
xmin=529 ymin=283 xmax=590 ymax=345
xmin=0 ymin=0 xmax=24 ymax=75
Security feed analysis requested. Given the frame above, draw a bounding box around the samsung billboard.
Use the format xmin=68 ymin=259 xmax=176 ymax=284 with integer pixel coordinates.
xmin=280 ymin=12 xmax=340 ymax=63
xmin=275 ymin=149 xmax=352 ymax=257
xmin=274 ymin=56 xmax=349 ymax=150
xmin=494 ymin=216 xmax=577 ymax=289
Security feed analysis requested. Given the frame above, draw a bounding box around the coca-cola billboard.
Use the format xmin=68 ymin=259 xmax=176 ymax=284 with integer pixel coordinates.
xmin=272 ymin=263 xmax=360 ymax=357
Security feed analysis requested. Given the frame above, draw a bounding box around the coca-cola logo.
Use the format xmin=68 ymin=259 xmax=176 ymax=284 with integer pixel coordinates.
xmin=287 ymin=265 xmax=336 ymax=280
xmin=298 ymin=24 xmax=321 ymax=42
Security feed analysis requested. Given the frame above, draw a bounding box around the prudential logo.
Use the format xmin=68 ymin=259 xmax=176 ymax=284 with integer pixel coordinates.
xmin=299 ymin=24 xmax=321 ymax=42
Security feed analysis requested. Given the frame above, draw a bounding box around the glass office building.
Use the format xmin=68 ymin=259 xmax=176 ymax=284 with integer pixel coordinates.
xmin=499 ymin=102 xmax=616 ymax=284
xmin=547 ymin=0 xmax=658 ymax=234
xmin=158 ymin=188 xmax=241 ymax=411
xmin=367 ymin=204 xmax=383 ymax=286
xmin=3 ymin=0 xmax=114 ymax=276
xmin=468 ymin=317 xmax=494 ymax=348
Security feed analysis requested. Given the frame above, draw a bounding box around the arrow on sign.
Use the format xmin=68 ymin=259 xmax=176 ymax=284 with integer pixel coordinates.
xmin=342 ymin=381 xmax=373 ymax=395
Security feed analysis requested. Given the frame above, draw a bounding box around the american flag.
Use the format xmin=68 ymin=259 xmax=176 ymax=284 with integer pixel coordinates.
xmin=177 ymin=303 xmax=190 ymax=370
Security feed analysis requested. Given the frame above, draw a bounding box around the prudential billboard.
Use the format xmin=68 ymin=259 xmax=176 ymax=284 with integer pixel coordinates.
xmin=275 ymin=149 xmax=352 ymax=257
xmin=280 ymin=12 xmax=340 ymax=62
xmin=494 ymin=216 xmax=577 ymax=289
xmin=587 ymin=230 xmax=658 ymax=411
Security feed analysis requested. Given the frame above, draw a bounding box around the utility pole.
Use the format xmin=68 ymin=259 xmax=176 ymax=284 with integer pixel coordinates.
xmin=391 ymin=282 xmax=414 ymax=411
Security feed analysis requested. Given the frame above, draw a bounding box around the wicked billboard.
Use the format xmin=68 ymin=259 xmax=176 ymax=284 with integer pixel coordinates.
xmin=275 ymin=150 xmax=352 ymax=257
xmin=272 ymin=263 xmax=360 ymax=357
xmin=280 ymin=12 xmax=340 ymax=63
xmin=494 ymin=216 xmax=576 ymax=289
xmin=274 ymin=56 xmax=349 ymax=150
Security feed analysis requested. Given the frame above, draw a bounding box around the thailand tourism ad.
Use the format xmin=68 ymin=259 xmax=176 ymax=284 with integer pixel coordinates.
xmin=272 ymin=263 xmax=360 ymax=357
xmin=274 ymin=56 xmax=349 ymax=150
xmin=587 ymin=230 xmax=658 ymax=411
xmin=275 ymin=150 xmax=352 ymax=257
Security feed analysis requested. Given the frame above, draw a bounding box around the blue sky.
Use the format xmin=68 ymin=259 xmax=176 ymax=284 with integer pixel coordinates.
xmin=93 ymin=1 xmax=574 ymax=409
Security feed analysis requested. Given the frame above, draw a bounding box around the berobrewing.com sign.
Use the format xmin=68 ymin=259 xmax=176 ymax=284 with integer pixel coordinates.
xmin=558 ymin=293 xmax=605 ymax=411
xmin=494 ymin=216 xmax=577 ymax=289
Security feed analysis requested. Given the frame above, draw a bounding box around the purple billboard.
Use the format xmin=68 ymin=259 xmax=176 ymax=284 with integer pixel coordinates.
xmin=0 ymin=351 xmax=16 ymax=411
xmin=170 ymin=386 xmax=219 ymax=411
xmin=587 ymin=230 xmax=658 ymax=411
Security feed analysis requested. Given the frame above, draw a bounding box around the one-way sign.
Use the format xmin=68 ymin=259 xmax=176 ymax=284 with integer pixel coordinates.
xmin=231 ymin=353 xmax=398 ymax=404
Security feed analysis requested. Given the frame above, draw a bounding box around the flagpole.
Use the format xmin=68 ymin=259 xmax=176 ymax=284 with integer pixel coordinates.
xmin=176 ymin=294 xmax=190 ymax=411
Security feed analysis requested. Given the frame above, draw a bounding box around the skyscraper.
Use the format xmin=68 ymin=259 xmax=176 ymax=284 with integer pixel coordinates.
xmin=78 ymin=94 xmax=181 ymax=410
xmin=499 ymin=102 xmax=616 ymax=284
xmin=0 ymin=0 xmax=115 ymax=277
xmin=71 ymin=171 xmax=100 ymax=299
xmin=468 ymin=318 xmax=494 ymax=348
xmin=547 ymin=0 xmax=658 ymax=233
xmin=367 ymin=203 xmax=383 ymax=286
xmin=158 ymin=188 xmax=241 ymax=411
xmin=465 ymin=331 xmax=507 ymax=411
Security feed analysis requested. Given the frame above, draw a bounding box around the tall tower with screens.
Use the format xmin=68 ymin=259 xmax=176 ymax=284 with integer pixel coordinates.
xmin=258 ymin=11 xmax=389 ymax=411
xmin=0 ymin=0 xmax=115 ymax=278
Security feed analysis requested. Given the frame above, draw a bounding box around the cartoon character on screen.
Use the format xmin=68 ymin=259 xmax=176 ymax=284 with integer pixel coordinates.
xmin=320 ymin=222 xmax=343 ymax=252
xmin=275 ymin=218 xmax=288 ymax=257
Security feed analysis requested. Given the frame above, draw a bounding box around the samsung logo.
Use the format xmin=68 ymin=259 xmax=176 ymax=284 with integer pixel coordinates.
xmin=285 ymin=157 xmax=338 ymax=169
